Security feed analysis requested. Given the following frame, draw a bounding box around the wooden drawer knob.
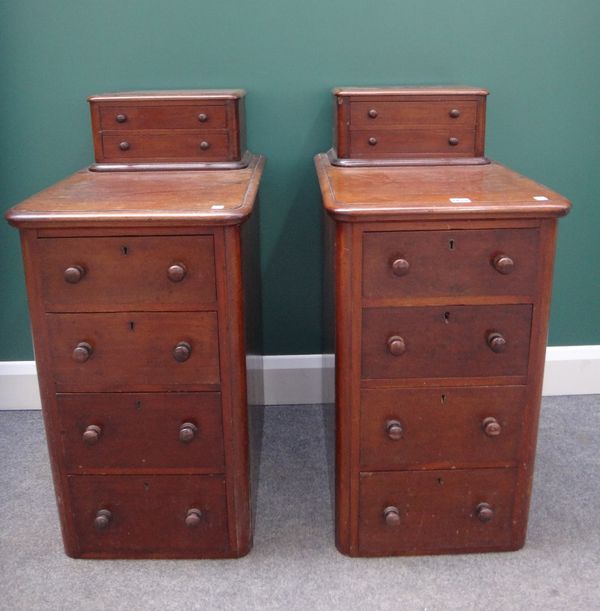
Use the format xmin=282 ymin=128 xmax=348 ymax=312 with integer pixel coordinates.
xmin=368 ymin=137 xmax=378 ymax=146
xmin=368 ymin=108 xmax=378 ymax=118
xmin=487 ymin=332 xmax=506 ymax=353
xmin=83 ymin=424 xmax=102 ymax=445
xmin=115 ymin=113 xmax=127 ymax=123
xmin=387 ymin=335 xmax=406 ymax=356
xmin=64 ymin=265 xmax=86 ymax=284
xmin=167 ymin=263 xmax=187 ymax=282
xmin=94 ymin=509 xmax=112 ymax=530
xmin=179 ymin=422 xmax=198 ymax=443
xmin=475 ymin=502 xmax=494 ymax=523
xmin=185 ymin=508 xmax=203 ymax=528
xmin=72 ymin=341 xmax=93 ymax=363
xmin=200 ymin=141 xmax=210 ymax=150
xmin=119 ymin=141 xmax=130 ymax=151
xmin=391 ymin=258 xmax=410 ymax=277
xmin=197 ymin=113 xmax=208 ymax=122
xmin=383 ymin=506 xmax=401 ymax=526
xmin=173 ymin=341 xmax=192 ymax=362
xmin=449 ymin=108 xmax=460 ymax=118
xmin=482 ymin=416 xmax=502 ymax=437
xmin=385 ymin=420 xmax=403 ymax=440
xmin=448 ymin=137 xmax=459 ymax=146
xmin=493 ymin=254 xmax=515 ymax=274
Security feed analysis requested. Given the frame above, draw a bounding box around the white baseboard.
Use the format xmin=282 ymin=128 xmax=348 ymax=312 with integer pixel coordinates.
xmin=1 ymin=347 xmax=599 ymax=410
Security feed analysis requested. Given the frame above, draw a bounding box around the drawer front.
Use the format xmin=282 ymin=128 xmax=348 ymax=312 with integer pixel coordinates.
xmin=59 ymin=393 xmax=224 ymax=472
xmin=99 ymin=104 xmax=227 ymax=130
xmin=359 ymin=468 xmax=517 ymax=555
xmin=363 ymin=228 xmax=540 ymax=300
xmin=362 ymin=305 xmax=532 ymax=380
xmin=39 ymin=235 xmax=216 ymax=312
xmin=101 ymin=131 xmax=231 ymax=162
xmin=68 ymin=475 xmax=228 ymax=555
xmin=350 ymin=100 xmax=478 ymax=129
xmin=360 ymin=386 xmax=526 ymax=469
xmin=46 ymin=312 xmax=220 ymax=392
xmin=349 ymin=127 xmax=475 ymax=158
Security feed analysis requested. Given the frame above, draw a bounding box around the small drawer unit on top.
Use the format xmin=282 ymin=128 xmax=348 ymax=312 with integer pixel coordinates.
xmin=89 ymin=90 xmax=248 ymax=171
xmin=330 ymin=86 xmax=488 ymax=166
xmin=316 ymin=86 xmax=570 ymax=556
xmin=6 ymin=90 xmax=264 ymax=559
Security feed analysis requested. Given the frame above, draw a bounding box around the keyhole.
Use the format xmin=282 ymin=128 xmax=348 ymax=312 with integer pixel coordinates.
xmin=443 ymin=311 xmax=450 ymax=324
xmin=121 ymin=245 xmax=128 ymax=256
xmin=441 ymin=393 xmax=447 ymax=404
xmin=143 ymin=482 xmax=150 ymax=492
xmin=129 ymin=321 xmax=135 ymax=331
xmin=448 ymin=239 xmax=455 ymax=250
xmin=437 ymin=478 xmax=444 ymax=486
xmin=135 ymin=400 xmax=142 ymax=411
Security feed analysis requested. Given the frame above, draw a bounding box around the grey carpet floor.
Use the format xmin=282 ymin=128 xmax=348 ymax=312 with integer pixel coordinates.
xmin=0 ymin=396 xmax=599 ymax=611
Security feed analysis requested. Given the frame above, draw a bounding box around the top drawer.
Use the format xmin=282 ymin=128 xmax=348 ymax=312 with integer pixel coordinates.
xmin=350 ymin=101 xmax=478 ymax=129
xmin=363 ymin=228 xmax=540 ymax=301
xmin=98 ymin=104 xmax=227 ymax=130
xmin=37 ymin=235 xmax=217 ymax=312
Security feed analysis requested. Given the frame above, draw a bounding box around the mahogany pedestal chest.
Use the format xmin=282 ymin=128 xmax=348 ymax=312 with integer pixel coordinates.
xmin=316 ymin=87 xmax=570 ymax=556
xmin=6 ymin=91 xmax=264 ymax=559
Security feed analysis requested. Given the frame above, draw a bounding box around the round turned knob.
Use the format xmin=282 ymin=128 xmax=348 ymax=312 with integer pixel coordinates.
xmin=383 ymin=506 xmax=401 ymax=526
xmin=64 ymin=265 xmax=85 ymax=284
xmin=185 ymin=508 xmax=203 ymax=528
xmin=72 ymin=342 xmax=93 ymax=363
xmin=179 ymin=422 xmax=198 ymax=443
xmin=94 ymin=509 xmax=112 ymax=530
xmin=449 ymin=108 xmax=461 ymax=118
xmin=475 ymin=502 xmax=494 ymax=523
xmin=385 ymin=420 xmax=403 ymax=441
xmin=391 ymin=258 xmax=410 ymax=277
xmin=448 ymin=137 xmax=459 ymax=146
xmin=119 ymin=141 xmax=130 ymax=151
xmin=482 ymin=417 xmax=502 ymax=437
xmin=368 ymin=108 xmax=378 ymax=118
xmin=387 ymin=335 xmax=406 ymax=356
xmin=368 ymin=137 xmax=378 ymax=146
xmin=82 ymin=424 xmax=102 ymax=445
xmin=492 ymin=254 xmax=515 ymax=275
xmin=167 ymin=263 xmax=187 ymax=282
xmin=197 ymin=113 xmax=208 ymax=122
xmin=115 ymin=113 xmax=127 ymax=123
xmin=173 ymin=341 xmax=192 ymax=362
xmin=199 ymin=141 xmax=210 ymax=150
xmin=487 ymin=332 xmax=507 ymax=353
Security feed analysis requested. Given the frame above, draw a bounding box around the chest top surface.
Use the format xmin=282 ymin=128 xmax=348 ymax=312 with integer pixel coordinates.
xmin=315 ymin=153 xmax=570 ymax=222
xmin=6 ymin=154 xmax=264 ymax=229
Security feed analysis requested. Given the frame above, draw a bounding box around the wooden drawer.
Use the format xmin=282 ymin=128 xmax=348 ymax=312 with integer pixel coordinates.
xmin=38 ymin=235 xmax=216 ymax=312
xmin=68 ymin=474 xmax=228 ymax=557
xmin=363 ymin=228 xmax=540 ymax=300
xmin=350 ymin=100 xmax=478 ymax=128
xmin=46 ymin=312 xmax=220 ymax=392
xmin=358 ymin=468 xmax=518 ymax=555
xmin=99 ymin=104 xmax=227 ymax=130
xmin=360 ymin=386 xmax=526 ymax=469
xmin=349 ymin=127 xmax=475 ymax=158
xmin=362 ymin=304 xmax=532 ymax=380
xmin=101 ymin=131 xmax=231 ymax=162
xmin=58 ymin=392 xmax=224 ymax=472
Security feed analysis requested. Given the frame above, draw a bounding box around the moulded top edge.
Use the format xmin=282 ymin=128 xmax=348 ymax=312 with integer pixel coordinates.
xmin=88 ymin=89 xmax=246 ymax=102
xmin=333 ymin=86 xmax=489 ymax=97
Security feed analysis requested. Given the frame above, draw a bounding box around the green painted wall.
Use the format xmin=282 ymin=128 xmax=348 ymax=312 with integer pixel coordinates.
xmin=1 ymin=0 xmax=599 ymax=359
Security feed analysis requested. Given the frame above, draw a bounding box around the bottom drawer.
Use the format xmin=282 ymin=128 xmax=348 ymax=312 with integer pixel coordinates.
xmin=68 ymin=475 xmax=228 ymax=557
xmin=359 ymin=468 xmax=518 ymax=555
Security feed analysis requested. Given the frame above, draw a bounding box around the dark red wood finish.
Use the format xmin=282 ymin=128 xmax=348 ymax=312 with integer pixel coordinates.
xmin=316 ymin=86 xmax=570 ymax=557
